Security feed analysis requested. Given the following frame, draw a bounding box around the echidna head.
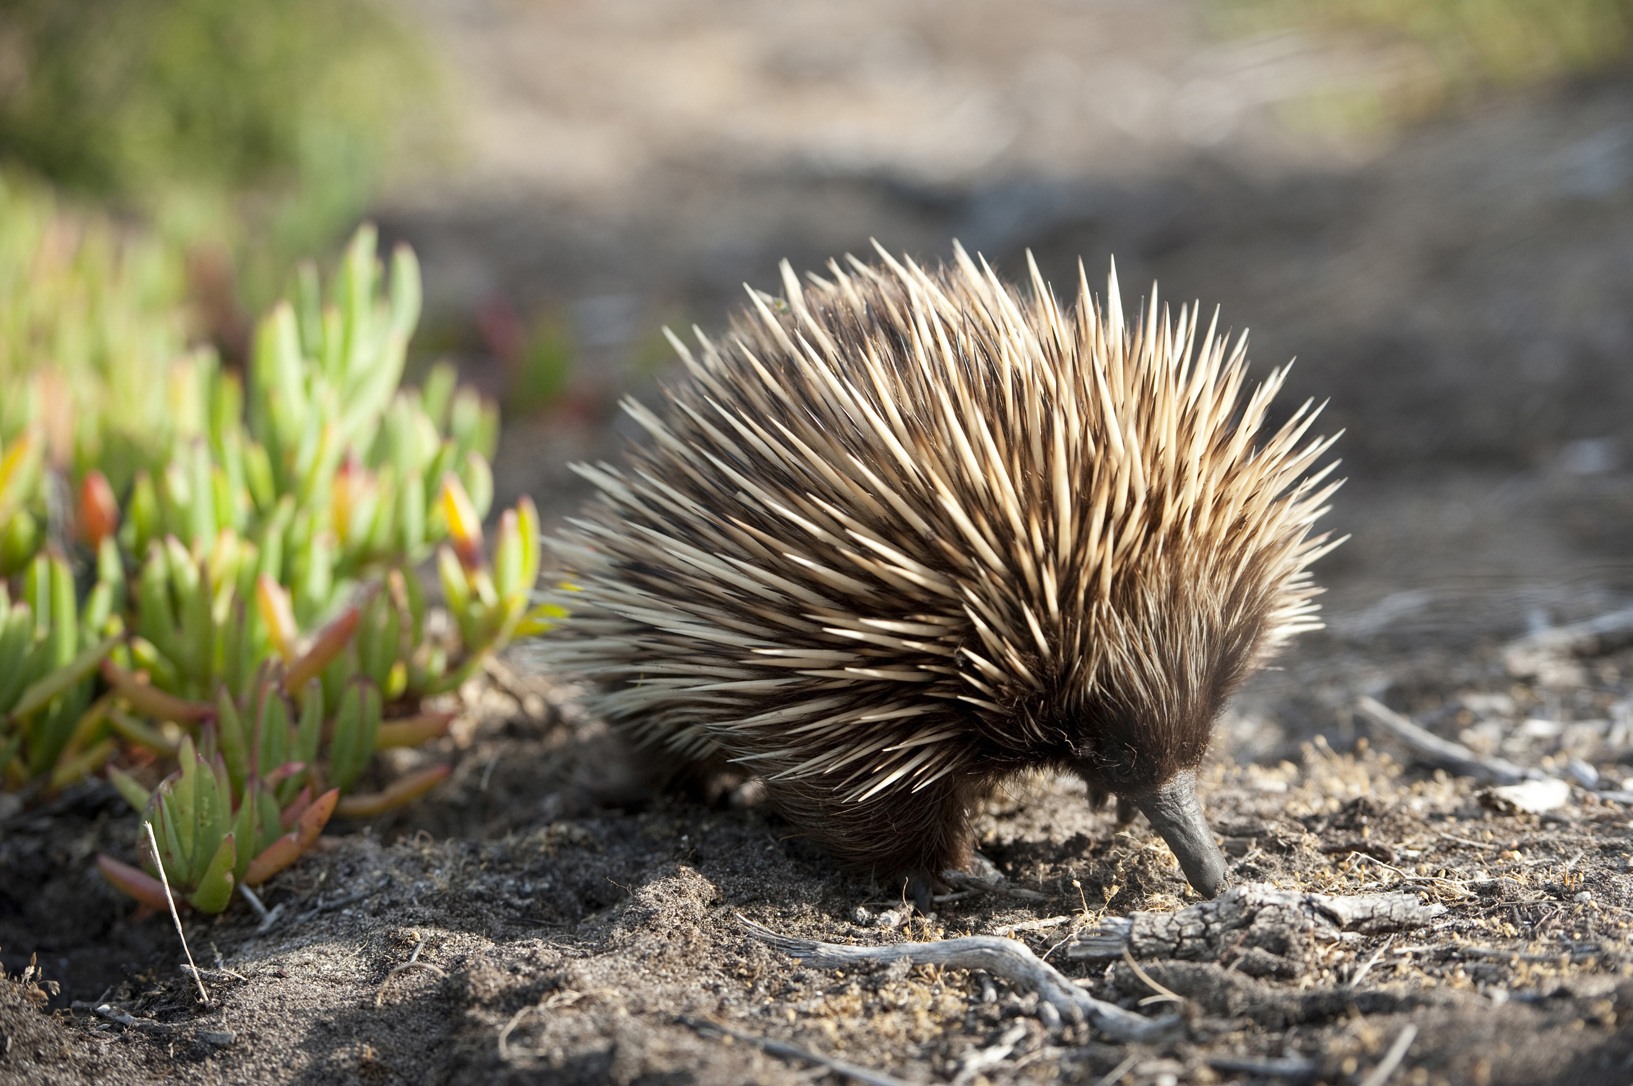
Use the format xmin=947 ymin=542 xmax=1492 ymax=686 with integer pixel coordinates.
xmin=1004 ymin=546 xmax=1282 ymax=898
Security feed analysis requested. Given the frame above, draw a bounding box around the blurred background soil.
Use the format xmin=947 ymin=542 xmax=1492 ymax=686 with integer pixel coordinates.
xmin=384 ymin=0 xmax=1633 ymax=646
xmin=8 ymin=1 xmax=1633 ymax=1083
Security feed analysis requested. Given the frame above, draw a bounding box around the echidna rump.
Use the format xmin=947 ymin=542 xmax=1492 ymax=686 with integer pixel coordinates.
xmin=536 ymin=245 xmax=1340 ymax=901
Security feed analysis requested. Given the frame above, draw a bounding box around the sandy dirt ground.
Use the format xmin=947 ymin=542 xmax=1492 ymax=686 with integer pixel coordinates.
xmin=7 ymin=2 xmax=1633 ymax=1083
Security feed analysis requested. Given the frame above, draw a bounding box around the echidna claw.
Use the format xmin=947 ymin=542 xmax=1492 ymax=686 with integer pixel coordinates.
xmin=904 ymin=872 xmax=936 ymax=914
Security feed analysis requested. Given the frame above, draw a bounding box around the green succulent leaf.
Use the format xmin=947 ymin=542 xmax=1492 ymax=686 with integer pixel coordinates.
xmin=186 ymin=832 xmax=237 ymax=914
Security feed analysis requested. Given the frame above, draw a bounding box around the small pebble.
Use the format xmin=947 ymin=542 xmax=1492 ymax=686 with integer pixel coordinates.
xmin=1566 ymin=759 xmax=1600 ymax=789
xmin=196 ymin=1030 xmax=236 ymax=1047
xmin=1480 ymin=778 xmax=1571 ymax=814
xmin=873 ymin=908 xmax=908 ymax=929
xmin=1576 ymin=891 xmax=1593 ymax=904
xmin=852 ymin=904 xmax=908 ymax=928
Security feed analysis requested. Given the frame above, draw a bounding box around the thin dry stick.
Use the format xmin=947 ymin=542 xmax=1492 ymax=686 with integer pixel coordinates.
xmin=1120 ymin=947 xmax=1184 ymax=1007
xmin=989 ymin=915 xmax=1074 ymax=937
xmin=740 ymin=916 xmax=1177 ymax=1042
xmin=1345 ymin=851 xmax=1479 ymax=898
xmin=1437 ymin=832 xmax=1497 ymax=851
xmin=1208 ymin=1054 xmax=1318 ymax=1081
xmin=950 ymin=1022 xmax=1027 ymax=1086
xmin=1354 ymin=697 xmax=1537 ymax=785
xmin=238 ymin=884 xmax=269 ymax=920
xmin=940 ymin=870 xmax=1051 ymax=903
xmin=145 ymin=821 xmax=209 ymax=1005
xmin=1358 ymin=1023 xmax=1418 ymax=1086
xmin=91 ymin=1004 xmax=173 ymax=1032
xmin=1093 ymin=1052 xmax=1141 ymax=1086
xmin=374 ymin=938 xmax=448 ymax=1007
xmin=1504 ymin=606 xmax=1633 ymax=670
xmin=680 ymin=1015 xmax=911 ymax=1086
xmin=1348 ymin=934 xmax=1395 ymax=989
xmin=497 ymin=1004 xmax=536 ymax=1061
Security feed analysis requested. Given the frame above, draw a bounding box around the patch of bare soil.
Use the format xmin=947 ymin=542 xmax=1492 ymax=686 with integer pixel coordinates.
xmin=9 ymin=606 xmax=1633 ymax=1085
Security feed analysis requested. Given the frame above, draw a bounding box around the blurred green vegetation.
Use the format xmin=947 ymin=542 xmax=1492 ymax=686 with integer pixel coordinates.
xmin=0 ymin=0 xmax=441 ymax=307
xmin=0 ymin=173 xmax=194 ymax=491
xmin=1215 ymin=0 xmax=1633 ymax=123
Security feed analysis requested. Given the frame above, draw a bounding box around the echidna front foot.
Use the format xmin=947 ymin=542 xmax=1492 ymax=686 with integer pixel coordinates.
xmin=903 ymin=871 xmax=938 ymax=914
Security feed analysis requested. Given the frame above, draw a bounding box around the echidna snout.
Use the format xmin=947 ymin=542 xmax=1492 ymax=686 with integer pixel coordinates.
xmin=535 ymin=244 xmax=1340 ymax=901
xmin=1126 ymin=773 xmax=1227 ymax=899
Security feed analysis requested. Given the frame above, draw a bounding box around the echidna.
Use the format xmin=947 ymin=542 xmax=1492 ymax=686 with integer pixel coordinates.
xmin=536 ymin=245 xmax=1340 ymax=901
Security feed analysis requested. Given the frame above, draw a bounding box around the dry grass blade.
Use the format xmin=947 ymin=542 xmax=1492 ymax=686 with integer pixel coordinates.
xmin=1347 ymin=934 xmax=1395 ymax=988
xmin=145 ymin=820 xmax=209 ymax=1006
xmin=1092 ymin=1053 xmax=1140 ymax=1086
xmin=1120 ymin=947 xmax=1184 ymax=1006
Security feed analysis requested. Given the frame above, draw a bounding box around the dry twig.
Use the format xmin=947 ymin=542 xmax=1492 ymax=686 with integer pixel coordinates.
xmin=88 ymin=1004 xmax=173 ymax=1033
xmin=739 ymin=916 xmax=1177 ymax=1042
xmin=1354 ymin=696 xmax=1538 ymax=785
xmin=988 ymin=915 xmax=1074 ymax=937
xmin=1503 ymin=606 xmax=1633 ymax=681
xmin=1120 ymin=948 xmax=1184 ymax=1006
xmin=950 ymin=1022 xmax=1028 ymax=1086
xmin=1207 ymin=1053 xmax=1319 ymax=1082
xmin=374 ymin=937 xmax=448 ymax=1007
xmin=1347 ymin=934 xmax=1395 ymax=988
xmin=940 ymin=869 xmax=1051 ymax=903
xmin=1068 ymin=883 xmax=1444 ymax=963
xmin=1358 ymin=1023 xmax=1418 ymax=1086
xmin=1092 ymin=1052 xmax=1140 ymax=1086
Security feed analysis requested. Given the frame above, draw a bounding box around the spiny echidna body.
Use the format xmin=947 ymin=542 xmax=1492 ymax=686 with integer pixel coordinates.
xmin=536 ymin=246 xmax=1340 ymax=900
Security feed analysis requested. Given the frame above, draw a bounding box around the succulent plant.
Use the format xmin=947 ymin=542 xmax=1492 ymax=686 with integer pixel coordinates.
xmin=97 ymin=733 xmax=339 ymax=914
xmin=0 ymin=548 xmax=122 ymax=790
xmin=1 ymin=184 xmax=558 ymax=912
xmin=0 ymin=174 xmax=198 ymax=489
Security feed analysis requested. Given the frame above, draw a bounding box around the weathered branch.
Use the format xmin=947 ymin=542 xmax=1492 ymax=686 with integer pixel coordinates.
xmin=1354 ymin=696 xmax=1538 ymax=785
xmin=1503 ymin=606 xmax=1633 ymax=681
xmin=739 ymin=916 xmax=1178 ymax=1043
xmin=1067 ymin=883 xmax=1445 ymax=963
